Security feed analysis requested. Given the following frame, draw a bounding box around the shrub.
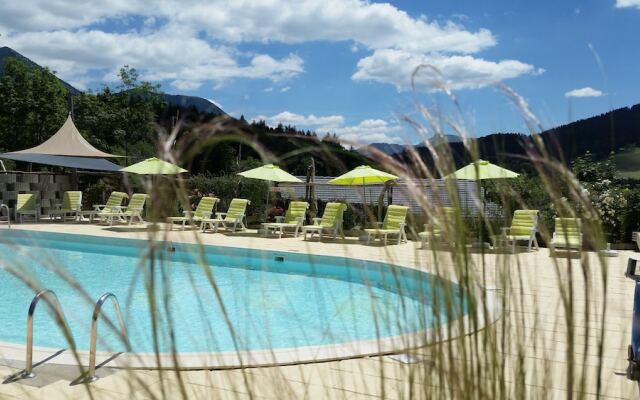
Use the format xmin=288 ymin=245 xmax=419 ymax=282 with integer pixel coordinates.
xmin=190 ymin=173 xmax=268 ymax=223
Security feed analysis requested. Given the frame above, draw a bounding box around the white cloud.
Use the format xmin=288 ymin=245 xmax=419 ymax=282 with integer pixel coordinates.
xmin=564 ymin=87 xmax=604 ymax=98
xmin=0 ymin=0 xmax=536 ymax=93
xmin=255 ymin=111 xmax=345 ymax=130
xmin=353 ymin=49 xmax=541 ymax=91
xmin=615 ymin=0 xmax=640 ymax=9
xmin=176 ymin=0 xmax=495 ymax=54
xmin=0 ymin=1 xmax=147 ymax=31
xmin=0 ymin=0 xmax=495 ymax=54
xmin=280 ymin=86 xmax=291 ymax=93
xmin=171 ymin=80 xmax=202 ymax=91
xmin=334 ymin=119 xmax=403 ymax=144
xmin=2 ymin=27 xmax=304 ymax=88
xmin=0 ymin=0 xmax=495 ymax=53
xmin=253 ymin=112 xmax=403 ymax=144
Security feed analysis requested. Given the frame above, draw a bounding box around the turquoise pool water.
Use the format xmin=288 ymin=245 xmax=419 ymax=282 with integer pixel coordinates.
xmin=0 ymin=230 xmax=465 ymax=353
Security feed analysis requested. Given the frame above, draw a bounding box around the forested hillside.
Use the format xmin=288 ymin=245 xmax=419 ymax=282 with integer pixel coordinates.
xmin=397 ymin=104 xmax=640 ymax=175
xmin=0 ymin=56 xmax=369 ymax=176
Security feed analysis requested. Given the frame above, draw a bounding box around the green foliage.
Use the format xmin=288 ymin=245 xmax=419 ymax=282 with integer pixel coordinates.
xmin=569 ymin=152 xmax=630 ymax=242
xmin=0 ymin=57 xmax=370 ymax=179
xmin=612 ymin=146 xmax=640 ymax=179
xmin=204 ymin=119 xmax=371 ymax=176
xmin=485 ymin=174 xmax=554 ymax=242
xmin=571 ymin=151 xmax=617 ymax=182
xmin=0 ymin=59 xmax=163 ymax=165
xmin=82 ymin=178 xmax=121 ymax=208
xmin=189 ymin=158 xmax=269 ymax=224
xmin=622 ymin=187 xmax=640 ymax=242
xmin=73 ymin=66 xmax=164 ymax=161
xmin=470 ymin=152 xmax=640 ymax=244
xmin=0 ymin=58 xmax=68 ymax=151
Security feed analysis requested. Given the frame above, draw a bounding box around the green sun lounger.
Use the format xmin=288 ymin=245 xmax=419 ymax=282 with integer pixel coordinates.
xmin=49 ymin=191 xmax=82 ymax=222
xmin=365 ymin=205 xmax=409 ymax=245
xmin=98 ymin=193 xmax=147 ymax=226
xmin=15 ymin=193 xmax=38 ymax=223
xmin=262 ymin=201 xmax=309 ymax=238
xmin=168 ymin=196 xmax=219 ymax=231
xmin=418 ymin=206 xmax=456 ymax=248
xmin=0 ymin=203 xmax=9 ymax=228
xmin=89 ymin=191 xmax=129 ymax=222
xmin=302 ymin=202 xmax=347 ymax=241
xmin=502 ymin=209 xmax=540 ymax=252
xmin=551 ymin=217 xmax=582 ymax=251
xmin=202 ymin=198 xmax=250 ymax=233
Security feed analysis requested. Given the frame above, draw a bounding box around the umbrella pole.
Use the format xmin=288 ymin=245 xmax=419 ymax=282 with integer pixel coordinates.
xmin=363 ymin=178 xmax=367 ymax=227
xmin=265 ymin=182 xmax=270 ymax=223
xmin=475 ymin=179 xmax=483 ymax=246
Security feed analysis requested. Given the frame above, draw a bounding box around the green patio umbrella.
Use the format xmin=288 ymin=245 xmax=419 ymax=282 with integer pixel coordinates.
xmin=238 ymin=164 xmax=302 ymax=222
xmin=448 ymin=159 xmax=518 ymax=247
xmin=120 ymin=157 xmax=187 ymax=175
xmin=328 ymin=165 xmax=398 ymax=185
xmin=329 ymin=165 xmax=398 ymax=225
xmin=120 ymin=158 xmax=187 ymax=223
xmin=237 ymin=164 xmax=302 ymax=183
xmin=447 ymin=159 xmax=519 ymax=180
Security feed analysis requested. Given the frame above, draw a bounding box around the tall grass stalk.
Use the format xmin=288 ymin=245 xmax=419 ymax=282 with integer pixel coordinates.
xmin=0 ymin=70 xmax=623 ymax=399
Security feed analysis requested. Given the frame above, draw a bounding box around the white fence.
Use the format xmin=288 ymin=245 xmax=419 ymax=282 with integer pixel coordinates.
xmin=279 ymin=176 xmax=501 ymax=216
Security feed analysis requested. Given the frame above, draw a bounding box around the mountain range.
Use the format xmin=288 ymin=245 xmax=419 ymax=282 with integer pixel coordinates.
xmin=0 ymin=46 xmax=225 ymax=116
xmin=358 ymin=104 xmax=640 ymax=175
xmin=2 ymin=46 xmax=640 ymax=175
xmin=358 ymin=135 xmax=462 ymax=157
xmin=390 ymin=104 xmax=640 ymax=175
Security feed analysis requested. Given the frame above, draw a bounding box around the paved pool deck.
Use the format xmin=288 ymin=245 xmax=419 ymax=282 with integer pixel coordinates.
xmin=0 ymin=222 xmax=636 ymax=399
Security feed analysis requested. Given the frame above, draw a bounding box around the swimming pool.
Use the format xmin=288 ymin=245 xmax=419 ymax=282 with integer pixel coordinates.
xmin=0 ymin=229 xmax=470 ymax=367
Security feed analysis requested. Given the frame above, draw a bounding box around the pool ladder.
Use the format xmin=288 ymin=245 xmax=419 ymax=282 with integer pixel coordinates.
xmin=78 ymin=292 xmax=129 ymax=384
xmin=4 ymin=290 xmax=128 ymax=385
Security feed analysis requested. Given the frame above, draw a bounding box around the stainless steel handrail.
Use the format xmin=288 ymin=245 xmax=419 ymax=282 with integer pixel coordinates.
xmin=23 ymin=290 xmax=71 ymax=379
xmin=83 ymin=292 xmax=128 ymax=383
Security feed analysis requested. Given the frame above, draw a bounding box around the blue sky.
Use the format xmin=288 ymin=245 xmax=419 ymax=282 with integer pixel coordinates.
xmin=0 ymin=0 xmax=638 ymax=144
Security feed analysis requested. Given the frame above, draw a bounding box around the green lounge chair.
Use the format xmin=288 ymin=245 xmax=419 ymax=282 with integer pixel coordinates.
xmin=501 ymin=209 xmax=539 ymax=252
xmin=364 ymin=205 xmax=409 ymax=245
xmin=15 ymin=193 xmax=38 ymax=223
xmin=49 ymin=191 xmax=82 ymax=222
xmin=98 ymin=193 xmax=147 ymax=226
xmin=262 ymin=201 xmax=309 ymax=238
xmin=202 ymin=198 xmax=250 ymax=233
xmin=1 ymin=203 xmax=10 ymax=228
xmin=551 ymin=217 xmax=582 ymax=252
xmin=418 ymin=207 xmax=456 ymax=248
xmin=168 ymin=196 xmax=219 ymax=231
xmin=302 ymin=202 xmax=347 ymax=241
xmin=88 ymin=191 xmax=129 ymax=222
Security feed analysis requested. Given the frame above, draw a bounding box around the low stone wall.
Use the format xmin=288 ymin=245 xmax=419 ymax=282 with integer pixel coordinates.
xmin=0 ymin=172 xmax=72 ymax=218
